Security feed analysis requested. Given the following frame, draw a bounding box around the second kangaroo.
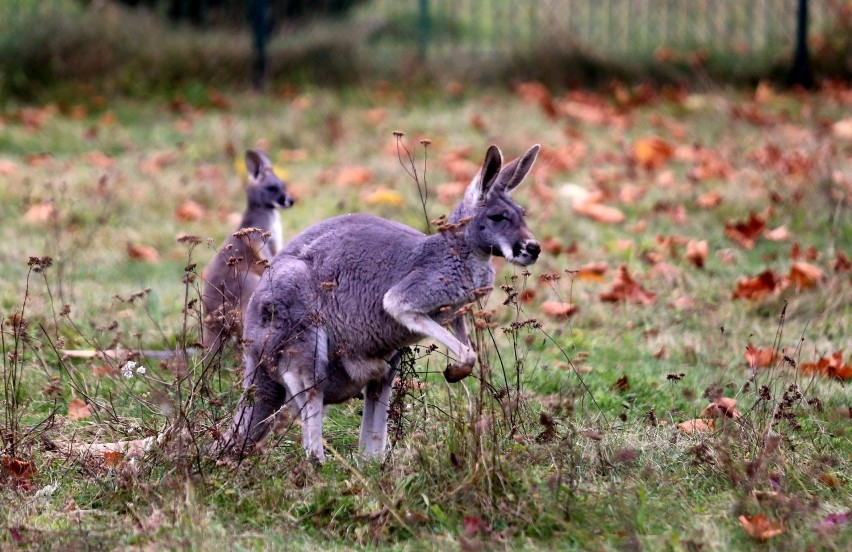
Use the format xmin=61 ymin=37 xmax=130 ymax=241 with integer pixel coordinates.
xmin=201 ymin=149 xmax=294 ymax=352
xmin=221 ymin=144 xmax=541 ymax=461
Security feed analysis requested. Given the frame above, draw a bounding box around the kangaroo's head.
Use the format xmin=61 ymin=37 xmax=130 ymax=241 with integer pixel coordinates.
xmin=245 ymin=149 xmax=295 ymax=210
xmin=453 ymin=144 xmax=541 ymax=266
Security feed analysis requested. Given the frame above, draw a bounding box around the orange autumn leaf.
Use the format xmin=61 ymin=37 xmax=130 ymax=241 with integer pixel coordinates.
xmin=86 ymin=151 xmax=115 ymax=170
xmin=678 ymin=418 xmax=715 ymax=434
xmin=175 ymin=200 xmax=205 ymax=222
xmin=103 ymin=451 xmax=125 ymax=467
xmin=514 ymin=81 xmax=558 ymax=119
xmin=571 ymin=198 xmax=626 ymax=224
xmin=695 ymin=191 xmax=722 ymax=209
xmin=576 ymin=261 xmax=609 ymax=282
xmin=685 ymin=240 xmax=708 ymax=268
xmin=832 ymin=251 xmax=851 ymax=273
xmin=540 ymin=301 xmax=579 ymax=319
xmin=739 ymin=514 xmax=784 ymax=542
xmin=127 ymin=243 xmax=159 ymax=262
xmin=745 ymin=344 xmax=777 ymax=368
xmin=23 ymin=201 xmax=56 ymax=224
xmin=67 ymin=397 xmax=92 ymax=421
xmin=732 ymin=270 xmax=783 ymax=301
xmin=336 ymin=166 xmax=373 ymax=186
xmin=724 ymin=211 xmax=767 ymax=249
xmin=763 ymin=225 xmax=792 ymax=242
xmin=600 ymin=265 xmax=656 ymax=305
xmin=362 ymin=188 xmax=404 ymax=207
xmin=0 ymin=159 xmax=19 ymax=175
xmin=788 ymin=262 xmax=823 ymax=290
xmin=540 ymin=236 xmax=564 ymax=256
xmin=801 ymin=351 xmax=852 ymax=381
xmin=634 ymin=136 xmax=673 ymax=170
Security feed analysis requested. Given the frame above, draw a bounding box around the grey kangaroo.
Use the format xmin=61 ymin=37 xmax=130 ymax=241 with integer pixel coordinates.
xmin=201 ymin=149 xmax=294 ymax=352
xmin=222 ymin=144 xmax=541 ymax=461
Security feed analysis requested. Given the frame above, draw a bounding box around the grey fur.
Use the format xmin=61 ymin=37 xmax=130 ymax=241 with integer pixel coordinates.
xmin=201 ymin=149 xmax=294 ymax=352
xmin=221 ymin=144 xmax=541 ymax=461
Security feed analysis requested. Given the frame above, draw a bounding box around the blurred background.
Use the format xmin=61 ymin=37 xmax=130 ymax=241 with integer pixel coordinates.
xmin=1 ymin=0 xmax=849 ymax=100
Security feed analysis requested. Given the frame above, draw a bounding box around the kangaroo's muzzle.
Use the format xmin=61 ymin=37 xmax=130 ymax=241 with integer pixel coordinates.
xmin=511 ymin=239 xmax=541 ymax=265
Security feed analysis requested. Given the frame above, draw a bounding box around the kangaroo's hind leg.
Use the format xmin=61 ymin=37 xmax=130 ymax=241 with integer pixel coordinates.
xmin=358 ymin=351 xmax=401 ymax=459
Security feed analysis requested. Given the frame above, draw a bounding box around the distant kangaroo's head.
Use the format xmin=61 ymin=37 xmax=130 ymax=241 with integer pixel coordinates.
xmin=452 ymin=144 xmax=541 ymax=266
xmin=245 ymin=149 xmax=295 ymax=210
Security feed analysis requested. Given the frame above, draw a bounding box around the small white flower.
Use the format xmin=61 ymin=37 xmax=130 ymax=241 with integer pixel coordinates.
xmin=121 ymin=361 xmax=137 ymax=379
xmin=135 ymin=365 xmax=146 ymax=375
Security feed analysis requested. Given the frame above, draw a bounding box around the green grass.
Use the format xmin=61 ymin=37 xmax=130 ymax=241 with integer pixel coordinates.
xmin=1 ymin=84 xmax=850 ymax=550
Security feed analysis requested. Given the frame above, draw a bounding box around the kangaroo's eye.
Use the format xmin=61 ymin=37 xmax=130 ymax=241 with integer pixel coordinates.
xmin=266 ymin=184 xmax=280 ymax=192
xmin=487 ymin=213 xmax=507 ymax=222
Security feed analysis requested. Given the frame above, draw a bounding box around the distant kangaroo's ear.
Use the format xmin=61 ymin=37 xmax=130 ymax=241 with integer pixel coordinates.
xmin=245 ymin=149 xmax=272 ymax=180
xmin=495 ymin=144 xmax=540 ymax=194
xmin=465 ymin=145 xmax=503 ymax=205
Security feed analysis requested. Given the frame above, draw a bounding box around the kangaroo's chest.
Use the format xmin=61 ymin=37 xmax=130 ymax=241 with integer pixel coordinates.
xmin=262 ymin=213 xmax=283 ymax=258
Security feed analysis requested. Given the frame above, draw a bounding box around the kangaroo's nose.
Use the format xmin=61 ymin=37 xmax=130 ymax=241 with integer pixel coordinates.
xmin=284 ymin=195 xmax=295 ymax=207
xmin=525 ymin=241 xmax=541 ymax=258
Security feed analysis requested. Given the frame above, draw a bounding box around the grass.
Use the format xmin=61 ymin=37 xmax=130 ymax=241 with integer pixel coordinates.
xmin=0 ymin=82 xmax=850 ymax=550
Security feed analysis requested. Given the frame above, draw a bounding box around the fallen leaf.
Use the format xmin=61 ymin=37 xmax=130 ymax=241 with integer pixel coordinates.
xmin=600 ymin=265 xmax=656 ymax=305
xmin=819 ymin=472 xmax=841 ymax=488
xmin=514 ymin=81 xmax=557 ymax=119
xmin=611 ymin=375 xmax=630 ymax=392
xmin=23 ymin=202 xmax=56 ymax=224
xmin=103 ymin=451 xmax=124 ymax=467
xmin=685 ymin=240 xmax=708 ymax=268
xmin=801 ymin=351 xmax=852 ymax=381
xmin=1 ymin=456 xmax=37 ymax=491
xmin=788 ymin=262 xmax=823 ymax=289
xmin=362 ymin=188 xmax=404 ymax=207
xmin=175 ymin=200 xmax=205 ymax=221
xmin=764 ymin=225 xmax=791 ymax=242
xmin=634 ymin=136 xmax=673 ymax=170
xmin=700 ymin=397 xmax=741 ymax=419
xmin=732 ymin=270 xmax=783 ymax=300
xmin=673 ymin=295 xmax=696 ymax=310
xmin=86 ymin=151 xmax=115 ymax=169
xmin=67 ymin=397 xmax=92 ymax=421
xmin=572 ymin=197 xmax=626 ymax=224
xmin=832 ymin=118 xmax=852 ymax=140
xmin=739 ymin=514 xmax=784 ymax=541
xmin=540 ymin=236 xmax=564 ymax=256
xmin=0 ymin=159 xmax=19 ymax=175
xmin=745 ymin=344 xmax=777 ymax=368
xmin=725 ymin=211 xmax=767 ymax=249
xmin=540 ymin=301 xmax=579 ymax=318
xmin=695 ymin=191 xmax=722 ymax=208
xmin=678 ymin=418 xmax=715 ymax=434
xmin=336 ymin=166 xmax=373 ymax=186
xmin=127 ymin=243 xmax=159 ymax=262
xmin=575 ymin=261 xmax=609 ymax=282
xmin=832 ymin=251 xmax=851 ymax=273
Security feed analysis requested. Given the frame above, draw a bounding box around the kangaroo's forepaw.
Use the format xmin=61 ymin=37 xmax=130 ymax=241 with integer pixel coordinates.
xmin=443 ymin=362 xmax=474 ymax=383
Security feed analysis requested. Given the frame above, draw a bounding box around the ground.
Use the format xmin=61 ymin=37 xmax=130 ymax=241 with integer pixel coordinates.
xmin=0 ymin=82 xmax=850 ymax=550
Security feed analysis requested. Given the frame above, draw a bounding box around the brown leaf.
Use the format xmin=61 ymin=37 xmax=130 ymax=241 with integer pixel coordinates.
xmin=832 ymin=118 xmax=852 ymax=140
xmin=175 ymin=200 xmax=205 ymax=221
xmin=685 ymin=240 xmax=708 ymax=268
xmin=576 ymin=261 xmax=609 ymax=282
xmin=764 ymin=225 xmax=792 ymax=242
xmin=540 ymin=236 xmax=564 ymax=256
xmin=832 ymin=251 xmax=851 ymax=273
xmin=572 ymin=197 xmax=626 ymax=224
xmin=788 ymin=262 xmax=823 ymax=289
xmin=103 ymin=451 xmax=124 ymax=468
xmin=600 ymin=265 xmax=656 ymax=305
xmin=801 ymin=351 xmax=852 ymax=381
xmin=540 ymin=301 xmax=579 ymax=319
xmin=678 ymin=418 xmax=715 ymax=434
xmin=700 ymin=397 xmax=741 ymax=419
xmin=695 ymin=191 xmax=722 ymax=208
xmin=634 ymin=136 xmax=673 ymax=170
xmin=67 ymin=397 xmax=92 ymax=421
xmin=725 ymin=211 xmax=767 ymax=249
xmin=739 ymin=514 xmax=784 ymax=541
xmin=127 ymin=243 xmax=159 ymax=262
xmin=732 ymin=270 xmax=783 ymax=300
xmin=23 ymin=202 xmax=56 ymax=224
xmin=1 ymin=456 xmax=37 ymax=491
xmin=86 ymin=151 xmax=115 ymax=169
xmin=0 ymin=159 xmax=19 ymax=175
xmin=514 ymin=81 xmax=557 ymax=119
xmin=745 ymin=344 xmax=777 ymax=368
xmin=611 ymin=375 xmax=630 ymax=392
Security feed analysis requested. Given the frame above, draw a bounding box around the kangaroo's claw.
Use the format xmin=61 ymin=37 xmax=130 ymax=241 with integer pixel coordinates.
xmin=443 ymin=362 xmax=474 ymax=383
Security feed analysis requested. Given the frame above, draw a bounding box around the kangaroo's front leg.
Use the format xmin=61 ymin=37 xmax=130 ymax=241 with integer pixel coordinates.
xmin=383 ymin=291 xmax=476 ymax=382
xmin=443 ymin=315 xmax=475 ymax=383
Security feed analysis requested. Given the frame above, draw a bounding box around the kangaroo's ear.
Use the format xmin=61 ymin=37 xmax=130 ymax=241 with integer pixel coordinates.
xmin=495 ymin=144 xmax=540 ymax=194
xmin=465 ymin=145 xmax=503 ymax=205
xmin=245 ymin=149 xmax=271 ymax=180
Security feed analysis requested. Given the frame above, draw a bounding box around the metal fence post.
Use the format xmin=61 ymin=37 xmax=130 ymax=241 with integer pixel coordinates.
xmin=789 ymin=0 xmax=814 ymax=88
xmin=418 ymin=0 xmax=430 ymax=62
xmin=249 ymin=0 xmax=270 ymax=90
